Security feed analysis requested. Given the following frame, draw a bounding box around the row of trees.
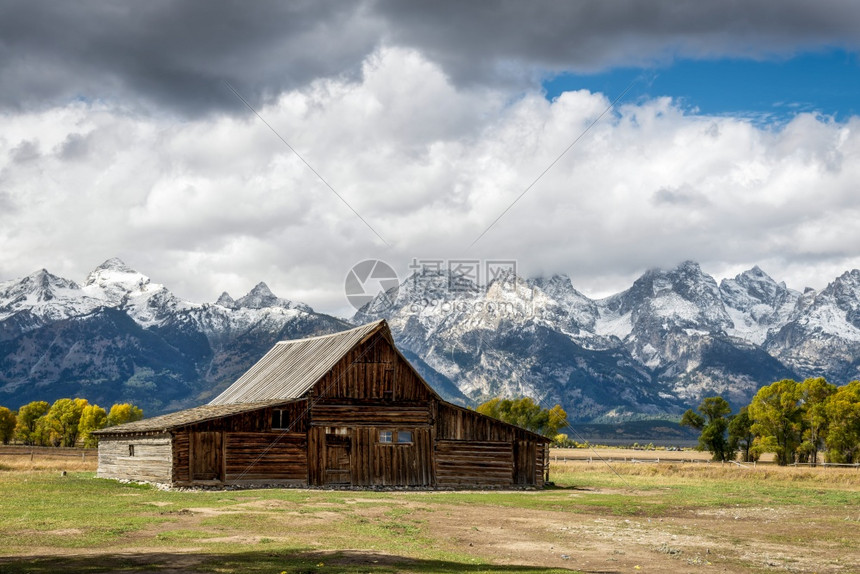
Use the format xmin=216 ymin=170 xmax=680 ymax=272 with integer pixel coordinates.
xmin=476 ymin=397 xmax=568 ymax=437
xmin=0 ymin=399 xmax=143 ymax=448
xmin=682 ymin=378 xmax=860 ymax=465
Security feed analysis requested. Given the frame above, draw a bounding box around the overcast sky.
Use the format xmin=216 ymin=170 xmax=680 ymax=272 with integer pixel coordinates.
xmin=2 ymin=1 xmax=860 ymax=316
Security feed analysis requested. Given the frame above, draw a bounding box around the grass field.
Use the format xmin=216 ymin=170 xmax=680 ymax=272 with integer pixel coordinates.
xmin=0 ymin=448 xmax=858 ymax=573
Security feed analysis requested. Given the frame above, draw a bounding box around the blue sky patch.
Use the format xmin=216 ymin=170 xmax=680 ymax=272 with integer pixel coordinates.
xmin=543 ymin=49 xmax=860 ymax=124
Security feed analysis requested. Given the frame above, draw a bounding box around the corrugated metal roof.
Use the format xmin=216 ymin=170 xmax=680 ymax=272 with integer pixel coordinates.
xmin=92 ymin=399 xmax=298 ymax=435
xmin=208 ymin=320 xmax=387 ymax=405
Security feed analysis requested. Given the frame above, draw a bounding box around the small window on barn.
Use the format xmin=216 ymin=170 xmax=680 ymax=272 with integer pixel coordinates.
xmin=397 ymin=431 xmax=413 ymax=444
xmin=326 ymin=427 xmax=349 ymax=436
xmin=128 ymin=444 xmax=135 ymax=457
xmin=272 ymin=410 xmax=287 ymax=430
xmin=379 ymin=431 xmax=393 ymax=443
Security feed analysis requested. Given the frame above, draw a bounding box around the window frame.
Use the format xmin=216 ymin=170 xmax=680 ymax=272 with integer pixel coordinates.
xmin=396 ymin=430 xmax=413 ymax=444
xmin=271 ymin=409 xmax=288 ymax=430
xmin=378 ymin=429 xmax=414 ymax=445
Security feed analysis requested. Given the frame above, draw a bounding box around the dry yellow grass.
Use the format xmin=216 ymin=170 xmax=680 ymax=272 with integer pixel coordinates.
xmin=0 ymin=446 xmax=97 ymax=473
xmin=551 ymin=446 xmax=776 ymax=462
xmin=550 ymin=455 xmax=860 ymax=486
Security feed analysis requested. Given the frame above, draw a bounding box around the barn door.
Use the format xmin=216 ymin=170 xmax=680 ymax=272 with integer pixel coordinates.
xmin=324 ymin=429 xmax=351 ymax=485
xmin=514 ymin=439 xmax=536 ymax=485
xmin=191 ymin=432 xmax=223 ymax=481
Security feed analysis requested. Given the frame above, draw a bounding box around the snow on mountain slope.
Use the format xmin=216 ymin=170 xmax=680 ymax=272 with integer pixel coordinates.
xmin=3 ymin=256 xmax=859 ymax=420
xmin=0 ymin=269 xmax=90 ymax=322
xmin=765 ymin=270 xmax=860 ymax=382
xmin=0 ymin=259 xmax=357 ymax=415
xmin=596 ymin=261 xmax=733 ymax=369
xmin=720 ymin=266 xmax=801 ymax=344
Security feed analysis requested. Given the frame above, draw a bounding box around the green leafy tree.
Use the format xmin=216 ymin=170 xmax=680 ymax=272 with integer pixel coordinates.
xmin=680 ymin=396 xmax=734 ymax=461
xmin=106 ymin=403 xmax=144 ymax=427
xmin=44 ymin=398 xmax=89 ymax=447
xmin=0 ymin=407 xmax=16 ymax=445
xmin=797 ymin=377 xmax=836 ymax=464
xmin=728 ymin=406 xmax=758 ymax=462
xmin=748 ymin=379 xmax=803 ymax=465
xmin=14 ymin=401 xmax=49 ymax=446
xmin=824 ymin=380 xmax=860 ymax=463
xmin=78 ymin=404 xmax=108 ymax=448
xmin=476 ymin=397 xmax=568 ymax=437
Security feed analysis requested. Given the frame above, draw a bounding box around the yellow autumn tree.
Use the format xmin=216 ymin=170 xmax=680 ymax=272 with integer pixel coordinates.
xmin=106 ymin=403 xmax=144 ymax=427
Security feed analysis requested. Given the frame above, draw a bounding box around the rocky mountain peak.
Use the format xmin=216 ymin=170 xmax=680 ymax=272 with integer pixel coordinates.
xmin=604 ymin=261 xmax=727 ymax=328
xmin=530 ymin=274 xmax=574 ymax=296
xmin=94 ymin=257 xmax=136 ymax=273
xmin=236 ymin=282 xmax=278 ymax=309
xmin=721 ymin=266 xmax=793 ymax=311
xmin=84 ymin=258 xmax=150 ymax=290
xmin=215 ymin=291 xmax=237 ymax=309
xmin=232 ymin=282 xmax=313 ymax=313
xmin=0 ymin=268 xmax=80 ymax=309
xmin=28 ymin=268 xmax=79 ymax=296
xmin=808 ymin=270 xmax=860 ymax=329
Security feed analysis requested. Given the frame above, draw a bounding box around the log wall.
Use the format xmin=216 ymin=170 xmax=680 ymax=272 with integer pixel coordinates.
xmin=98 ymin=434 xmax=172 ymax=483
xmin=435 ymin=403 xmax=549 ymax=486
xmin=225 ymin=432 xmax=307 ymax=483
xmin=435 ymin=440 xmax=514 ymax=487
xmin=310 ymin=402 xmax=432 ymax=427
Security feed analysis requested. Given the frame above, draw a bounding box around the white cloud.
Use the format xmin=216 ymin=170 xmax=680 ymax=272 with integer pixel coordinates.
xmin=1 ymin=47 xmax=859 ymax=315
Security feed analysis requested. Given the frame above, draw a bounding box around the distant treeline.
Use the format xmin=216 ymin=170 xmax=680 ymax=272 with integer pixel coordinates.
xmin=682 ymin=378 xmax=860 ymax=465
xmin=0 ymin=399 xmax=144 ymax=448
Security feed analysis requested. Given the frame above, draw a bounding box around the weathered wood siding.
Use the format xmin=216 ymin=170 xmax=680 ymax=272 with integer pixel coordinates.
xmin=360 ymin=427 xmax=433 ymax=486
xmin=311 ymin=401 xmax=432 ymax=427
xmin=435 ymin=440 xmax=514 ymax=487
xmin=437 ymin=403 xmax=516 ymax=441
xmin=435 ymin=403 xmax=549 ymax=486
xmin=98 ymin=434 xmax=172 ymax=483
xmin=307 ymin=422 xmax=434 ymax=487
xmin=175 ymin=401 xmax=308 ymax=434
xmin=310 ymin=333 xmax=434 ymax=402
xmin=535 ymin=443 xmax=547 ymax=487
xmin=225 ymin=432 xmax=307 ymax=483
xmin=168 ymin=401 xmax=311 ymax=485
xmin=173 ymin=431 xmax=190 ymax=483
xmin=514 ymin=439 xmax=535 ymax=485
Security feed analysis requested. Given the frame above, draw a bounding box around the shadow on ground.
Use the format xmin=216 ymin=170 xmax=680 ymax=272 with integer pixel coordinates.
xmin=0 ymin=548 xmax=588 ymax=574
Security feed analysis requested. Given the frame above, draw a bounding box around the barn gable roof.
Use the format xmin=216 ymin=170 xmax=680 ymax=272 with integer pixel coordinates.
xmin=93 ymin=399 xmax=301 ymax=435
xmin=208 ymin=320 xmax=390 ymax=405
xmin=95 ymin=319 xmax=550 ymax=443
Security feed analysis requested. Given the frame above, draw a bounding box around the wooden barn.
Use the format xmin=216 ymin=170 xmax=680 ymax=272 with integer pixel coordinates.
xmin=94 ymin=320 xmax=550 ymax=488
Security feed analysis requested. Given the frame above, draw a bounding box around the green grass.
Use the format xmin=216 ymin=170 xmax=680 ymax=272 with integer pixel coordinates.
xmin=0 ymin=463 xmax=858 ymax=573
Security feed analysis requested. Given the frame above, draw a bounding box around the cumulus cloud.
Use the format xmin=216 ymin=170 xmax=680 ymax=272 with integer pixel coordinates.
xmin=1 ymin=47 xmax=859 ymax=315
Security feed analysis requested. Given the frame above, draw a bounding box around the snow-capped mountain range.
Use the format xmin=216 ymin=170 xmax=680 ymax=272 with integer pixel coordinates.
xmin=1 ymin=258 xmax=859 ymax=421
xmin=356 ymin=260 xmax=860 ymax=420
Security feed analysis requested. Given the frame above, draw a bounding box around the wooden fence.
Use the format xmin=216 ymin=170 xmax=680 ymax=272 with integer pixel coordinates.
xmin=0 ymin=445 xmax=95 ymax=461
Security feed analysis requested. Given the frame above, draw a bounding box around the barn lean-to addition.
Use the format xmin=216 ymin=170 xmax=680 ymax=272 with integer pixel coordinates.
xmin=94 ymin=320 xmax=550 ymax=488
